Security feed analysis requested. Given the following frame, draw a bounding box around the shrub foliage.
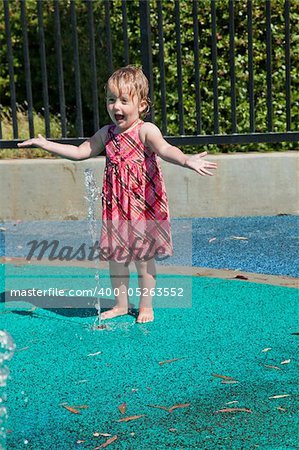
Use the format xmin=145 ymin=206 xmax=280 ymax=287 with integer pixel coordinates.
xmin=0 ymin=0 xmax=298 ymax=154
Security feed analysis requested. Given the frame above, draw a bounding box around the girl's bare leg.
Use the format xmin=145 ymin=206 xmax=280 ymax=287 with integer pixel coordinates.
xmin=135 ymin=258 xmax=156 ymax=323
xmin=101 ymin=260 xmax=130 ymax=320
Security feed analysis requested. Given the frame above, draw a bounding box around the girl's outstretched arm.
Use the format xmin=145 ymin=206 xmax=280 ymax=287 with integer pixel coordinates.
xmin=17 ymin=125 xmax=109 ymax=160
xmin=140 ymin=123 xmax=217 ymax=176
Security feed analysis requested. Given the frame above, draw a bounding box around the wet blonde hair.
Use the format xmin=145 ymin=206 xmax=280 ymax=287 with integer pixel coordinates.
xmin=106 ymin=65 xmax=151 ymax=117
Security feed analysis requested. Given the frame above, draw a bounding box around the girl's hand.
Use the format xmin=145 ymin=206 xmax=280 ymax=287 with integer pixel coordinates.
xmin=185 ymin=151 xmax=217 ymax=176
xmin=17 ymin=134 xmax=48 ymax=148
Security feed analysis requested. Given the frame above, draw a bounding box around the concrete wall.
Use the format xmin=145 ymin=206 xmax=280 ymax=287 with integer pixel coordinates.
xmin=0 ymin=152 xmax=298 ymax=221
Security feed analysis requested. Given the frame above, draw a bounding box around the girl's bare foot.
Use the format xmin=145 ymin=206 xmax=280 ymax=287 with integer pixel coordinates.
xmin=101 ymin=307 xmax=128 ymax=320
xmin=136 ymin=308 xmax=154 ymax=323
xmin=134 ymin=258 xmax=156 ymax=324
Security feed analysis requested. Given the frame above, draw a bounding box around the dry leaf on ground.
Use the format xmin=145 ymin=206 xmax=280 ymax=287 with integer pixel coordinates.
xmin=208 ymin=238 xmax=217 ymax=243
xmin=147 ymin=404 xmax=169 ymax=411
xmin=264 ymin=365 xmax=282 ymax=371
xmin=280 ymin=359 xmax=291 ymax=365
xmin=147 ymin=403 xmax=190 ymax=413
xmin=168 ymin=403 xmax=191 ymax=413
xmin=269 ymin=394 xmax=290 ymax=399
xmin=94 ymin=435 xmax=118 ymax=449
xmin=262 ymin=348 xmax=272 ymax=352
xmin=159 ymin=357 xmax=186 ymax=365
xmin=234 ymin=275 xmax=249 ymax=280
xmin=215 ymin=408 xmax=252 ymax=413
xmin=116 ymin=415 xmax=145 ymax=422
xmin=230 ymin=236 xmax=248 ymax=240
xmin=93 ymin=433 xmax=111 ymax=437
xmin=101 ymin=436 xmax=118 ymax=448
xmin=118 ymin=403 xmax=127 ymax=414
xmin=62 ymin=405 xmax=80 ymax=414
xmin=87 ymin=351 xmax=102 ymax=357
xmin=211 ymin=373 xmax=235 ymax=381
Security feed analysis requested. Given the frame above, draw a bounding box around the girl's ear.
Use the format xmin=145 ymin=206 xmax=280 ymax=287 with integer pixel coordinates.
xmin=139 ymin=98 xmax=148 ymax=114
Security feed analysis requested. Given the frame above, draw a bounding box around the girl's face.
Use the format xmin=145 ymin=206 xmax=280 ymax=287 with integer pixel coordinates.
xmin=106 ymin=82 xmax=146 ymax=132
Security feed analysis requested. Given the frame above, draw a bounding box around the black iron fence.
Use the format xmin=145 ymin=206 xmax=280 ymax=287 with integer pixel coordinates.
xmin=0 ymin=0 xmax=298 ymax=149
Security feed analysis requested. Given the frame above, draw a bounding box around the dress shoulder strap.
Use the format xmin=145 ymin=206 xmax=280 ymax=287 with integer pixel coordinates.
xmin=105 ymin=124 xmax=116 ymax=144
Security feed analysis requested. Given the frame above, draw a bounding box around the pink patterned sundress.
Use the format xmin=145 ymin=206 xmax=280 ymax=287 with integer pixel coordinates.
xmin=99 ymin=121 xmax=173 ymax=263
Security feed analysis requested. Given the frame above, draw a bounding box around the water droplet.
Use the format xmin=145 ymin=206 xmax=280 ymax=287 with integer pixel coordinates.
xmin=0 ymin=331 xmax=15 ymax=450
xmin=84 ymin=169 xmax=102 ymax=324
xmin=0 ymin=331 xmax=16 ymax=365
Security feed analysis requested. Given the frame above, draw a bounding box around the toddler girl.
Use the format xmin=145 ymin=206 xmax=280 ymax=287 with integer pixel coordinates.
xmin=18 ymin=65 xmax=217 ymax=323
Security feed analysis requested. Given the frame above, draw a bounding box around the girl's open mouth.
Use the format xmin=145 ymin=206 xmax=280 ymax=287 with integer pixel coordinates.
xmin=115 ymin=114 xmax=124 ymax=121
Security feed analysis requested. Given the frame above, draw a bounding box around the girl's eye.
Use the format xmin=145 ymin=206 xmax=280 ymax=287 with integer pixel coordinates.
xmin=107 ymin=98 xmax=115 ymax=103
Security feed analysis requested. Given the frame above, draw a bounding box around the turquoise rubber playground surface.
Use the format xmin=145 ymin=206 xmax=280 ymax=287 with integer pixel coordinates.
xmin=0 ymin=216 xmax=298 ymax=449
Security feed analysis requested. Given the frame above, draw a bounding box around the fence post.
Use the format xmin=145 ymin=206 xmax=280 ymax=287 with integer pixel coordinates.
xmin=139 ymin=0 xmax=154 ymax=121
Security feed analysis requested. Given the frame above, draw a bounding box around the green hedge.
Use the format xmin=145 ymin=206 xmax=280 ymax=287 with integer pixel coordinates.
xmin=0 ymin=0 xmax=298 ymax=156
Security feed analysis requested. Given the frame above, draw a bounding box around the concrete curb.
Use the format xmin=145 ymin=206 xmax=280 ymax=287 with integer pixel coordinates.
xmin=1 ymin=152 xmax=298 ymax=220
xmin=1 ymin=257 xmax=298 ymax=289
